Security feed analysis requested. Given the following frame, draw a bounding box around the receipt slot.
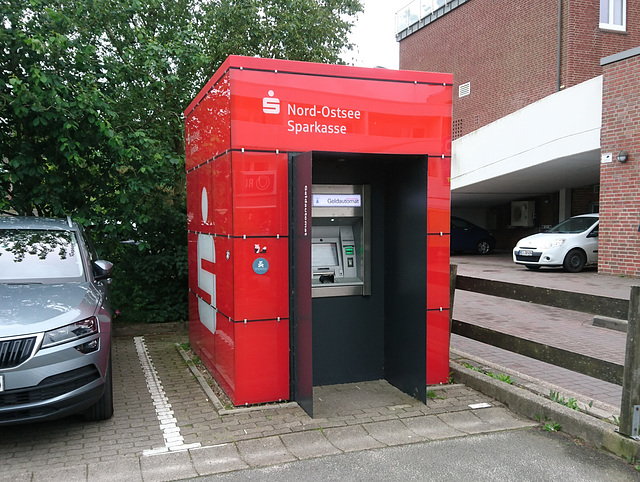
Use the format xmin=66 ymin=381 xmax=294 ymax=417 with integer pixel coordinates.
xmin=311 ymin=185 xmax=370 ymax=298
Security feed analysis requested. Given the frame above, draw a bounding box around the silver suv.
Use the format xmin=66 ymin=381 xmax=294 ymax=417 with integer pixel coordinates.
xmin=0 ymin=216 xmax=113 ymax=424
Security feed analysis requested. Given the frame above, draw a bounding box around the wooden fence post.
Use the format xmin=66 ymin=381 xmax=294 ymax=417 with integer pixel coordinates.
xmin=449 ymin=264 xmax=457 ymax=343
xmin=619 ymin=286 xmax=640 ymax=439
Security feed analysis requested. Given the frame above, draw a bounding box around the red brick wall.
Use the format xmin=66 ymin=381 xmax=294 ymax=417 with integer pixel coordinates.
xmin=565 ymin=0 xmax=640 ymax=87
xmin=599 ymin=51 xmax=640 ymax=276
xmin=399 ymin=0 xmax=640 ymax=138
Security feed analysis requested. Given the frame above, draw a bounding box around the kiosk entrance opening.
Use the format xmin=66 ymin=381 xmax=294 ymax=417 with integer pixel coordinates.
xmin=291 ymin=151 xmax=435 ymax=417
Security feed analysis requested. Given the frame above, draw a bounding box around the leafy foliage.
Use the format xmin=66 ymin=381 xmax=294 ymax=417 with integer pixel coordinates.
xmin=1 ymin=0 xmax=362 ymax=322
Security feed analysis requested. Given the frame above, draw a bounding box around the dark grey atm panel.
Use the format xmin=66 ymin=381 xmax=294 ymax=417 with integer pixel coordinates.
xmin=311 ymin=185 xmax=370 ymax=298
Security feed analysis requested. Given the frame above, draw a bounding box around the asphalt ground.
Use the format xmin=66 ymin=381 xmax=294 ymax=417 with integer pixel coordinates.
xmin=196 ymin=429 xmax=640 ymax=482
xmin=1 ymin=253 xmax=640 ymax=480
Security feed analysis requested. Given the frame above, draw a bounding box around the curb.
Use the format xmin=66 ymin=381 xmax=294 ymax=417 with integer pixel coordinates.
xmin=592 ymin=315 xmax=628 ymax=332
xmin=174 ymin=343 xmax=299 ymax=417
xmin=450 ymin=361 xmax=640 ymax=460
xmin=175 ymin=343 xmax=226 ymax=412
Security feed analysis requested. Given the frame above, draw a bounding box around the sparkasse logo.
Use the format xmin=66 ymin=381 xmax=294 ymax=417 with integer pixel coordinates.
xmin=263 ymin=90 xmax=280 ymax=114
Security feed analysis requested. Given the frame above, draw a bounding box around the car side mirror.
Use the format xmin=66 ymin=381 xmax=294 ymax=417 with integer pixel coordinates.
xmin=587 ymin=229 xmax=599 ymax=238
xmin=93 ymin=260 xmax=114 ymax=281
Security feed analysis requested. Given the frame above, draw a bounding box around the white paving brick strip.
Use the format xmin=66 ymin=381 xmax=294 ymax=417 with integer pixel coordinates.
xmin=134 ymin=336 xmax=201 ymax=455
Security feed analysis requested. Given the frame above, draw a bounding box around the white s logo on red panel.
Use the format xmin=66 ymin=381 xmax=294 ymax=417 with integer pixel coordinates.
xmin=198 ymin=187 xmax=217 ymax=334
xmin=263 ymin=90 xmax=280 ymax=114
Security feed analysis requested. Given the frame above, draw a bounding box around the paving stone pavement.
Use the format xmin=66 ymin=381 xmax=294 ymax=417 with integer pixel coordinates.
xmin=3 ymin=253 xmax=633 ymax=480
xmin=451 ymin=252 xmax=640 ymax=413
xmin=0 ymin=333 xmax=536 ymax=481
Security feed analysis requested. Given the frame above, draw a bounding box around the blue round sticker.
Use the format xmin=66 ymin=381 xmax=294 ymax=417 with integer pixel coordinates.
xmin=253 ymin=257 xmax=269 ymax=275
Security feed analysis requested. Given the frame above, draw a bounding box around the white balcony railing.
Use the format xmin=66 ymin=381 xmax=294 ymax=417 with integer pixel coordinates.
xmin=395 ymin=0 xmax=452 ymax=34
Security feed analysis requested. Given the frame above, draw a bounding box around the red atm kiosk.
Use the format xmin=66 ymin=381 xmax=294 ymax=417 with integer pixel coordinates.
xmin=185 ymin=56 xmax=452 ymax=416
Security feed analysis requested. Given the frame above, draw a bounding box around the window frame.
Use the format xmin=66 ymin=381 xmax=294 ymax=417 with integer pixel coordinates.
xmin=600 ymin=0 xmax=627 ymax=32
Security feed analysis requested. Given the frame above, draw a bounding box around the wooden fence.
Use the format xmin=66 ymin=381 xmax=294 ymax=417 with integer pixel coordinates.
xmin=450 ymin=267 xmax=640 ymax=439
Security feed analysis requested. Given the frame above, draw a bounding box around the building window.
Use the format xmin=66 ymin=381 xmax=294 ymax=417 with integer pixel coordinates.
xmin=600 ymin=0 xmax=626 ymax=31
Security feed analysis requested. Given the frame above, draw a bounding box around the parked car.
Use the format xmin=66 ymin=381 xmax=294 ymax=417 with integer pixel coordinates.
xmin=0 ymin=216 xmax=113 ymax=425
xmin=450 ymin=216 xmax=496 ymax=255
xmin=513 ymin=214 xmax=599 ymax=273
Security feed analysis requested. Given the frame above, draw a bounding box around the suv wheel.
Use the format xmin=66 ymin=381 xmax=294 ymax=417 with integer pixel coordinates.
xmin=84 ymin=355 xmax=113 ymax=421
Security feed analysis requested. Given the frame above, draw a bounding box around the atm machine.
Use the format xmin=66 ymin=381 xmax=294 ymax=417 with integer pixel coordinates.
xmin=311 ymin=184 xmax=370 ymax=298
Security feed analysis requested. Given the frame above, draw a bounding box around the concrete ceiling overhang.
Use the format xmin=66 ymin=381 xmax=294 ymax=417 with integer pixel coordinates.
xmin=450 ymin=77 xmax=603 ymax=209
xmin=452 ymin=149 xmax=601 ymax=207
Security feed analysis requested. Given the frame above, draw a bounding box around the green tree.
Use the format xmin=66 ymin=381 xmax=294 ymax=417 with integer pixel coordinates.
xmin=1 ymin=0 xmax=121 ymax=218
xmin=1 ymin=0 xmax=362 ymax=323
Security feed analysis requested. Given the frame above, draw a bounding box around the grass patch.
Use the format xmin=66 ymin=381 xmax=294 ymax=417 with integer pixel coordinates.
xmin=549 ymin=390 xmax=584 ymax=411
xmin=461 ymin=362 xmax=513 ymax=385
xmin=426 ymin=390 xmax=445 ymax=400
xmin=535 ymin=414 xmax=562 ymax=432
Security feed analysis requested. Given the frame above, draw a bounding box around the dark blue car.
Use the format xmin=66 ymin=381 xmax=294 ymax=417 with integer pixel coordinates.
xmin=450 ymin=216 xmax=496 ymax=255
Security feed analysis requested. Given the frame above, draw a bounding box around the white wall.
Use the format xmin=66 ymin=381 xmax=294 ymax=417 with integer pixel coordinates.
xmin=451 ymin=76 xmax=603 ymax=191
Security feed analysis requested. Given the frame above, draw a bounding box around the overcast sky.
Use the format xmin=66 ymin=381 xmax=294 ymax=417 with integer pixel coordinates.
xmin=343 ymin=0 xmax=409 ymax=70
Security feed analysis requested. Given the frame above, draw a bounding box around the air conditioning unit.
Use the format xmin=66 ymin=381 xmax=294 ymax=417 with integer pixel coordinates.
xmin=511 ymin=201 xmax=535 ymax=227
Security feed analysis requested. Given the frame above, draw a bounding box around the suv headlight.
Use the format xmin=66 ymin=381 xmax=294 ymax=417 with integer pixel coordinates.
xmin=42 ymin=317 xmax=99 ymax=348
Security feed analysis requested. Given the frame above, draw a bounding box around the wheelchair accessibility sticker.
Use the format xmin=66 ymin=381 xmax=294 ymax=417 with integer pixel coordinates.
xmin=253 ymin=258 xmax=269 ymax=275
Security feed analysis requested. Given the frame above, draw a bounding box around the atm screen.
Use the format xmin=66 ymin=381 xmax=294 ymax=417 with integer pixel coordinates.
xmin=312 ymin=243 xmax=339 ymax=267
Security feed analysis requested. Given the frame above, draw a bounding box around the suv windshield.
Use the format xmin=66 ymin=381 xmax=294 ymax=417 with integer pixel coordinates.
xmin=547 ymin=216 xmax=598 ymax=234
xmin=0 ymin=229 xmax=86 ymax=283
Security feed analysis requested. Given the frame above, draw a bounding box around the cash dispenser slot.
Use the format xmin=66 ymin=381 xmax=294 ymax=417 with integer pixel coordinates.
xmin=311 ymin=184 xmax=371 ymax=298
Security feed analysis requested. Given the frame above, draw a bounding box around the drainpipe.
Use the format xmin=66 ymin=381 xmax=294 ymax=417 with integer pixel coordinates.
xmin=557 ymin=0 xmax=563 ymax=91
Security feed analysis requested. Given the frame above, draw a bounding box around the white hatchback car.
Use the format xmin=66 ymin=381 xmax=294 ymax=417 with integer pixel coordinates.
xmin=513 ymin=214 xmax=599 ymax=273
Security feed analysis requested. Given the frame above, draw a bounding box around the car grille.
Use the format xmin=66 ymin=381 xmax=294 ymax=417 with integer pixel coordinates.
xmin=515 ymin=253 xmax=542 ymax=262
xmin=0 ymin=365 xmax=101 ymax=409
xmin=0 ymin=336 xmax=38 ymax=369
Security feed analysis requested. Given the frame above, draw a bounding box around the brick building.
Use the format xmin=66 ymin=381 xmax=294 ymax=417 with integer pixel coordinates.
xmin=396 ymin=0 xmax=640 ymax=274
xmin=599 ymin=47 xmax=640 ymax=276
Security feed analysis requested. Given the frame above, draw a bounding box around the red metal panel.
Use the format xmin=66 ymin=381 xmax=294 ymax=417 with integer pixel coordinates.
xmin=229 ymin=68 xmax=452 ymax=155
xmin=186 ymin=169 xmax=199 ymax=232
xmin=426 ymin=309 xmax=450 ymax=385
xmin=232 ymin=151 xmax=289 ymax=237
xmin=197 ymin=162 xmax=214 ymax=235
xmin=233 ymin=236 xmax=289 ymax=321
xmin=214 ymin=311 xmax=236 ymax=403
xmin=427 ymin=234 xmax=450 ymax=311
xmin=215 ymin=235 xmax=234 ymax=319
xmin=427 ymin=156 xmax=451 ymax=235
xmin=185 ymin=72 xmax=231 ymax=171
xmin=185 ymin=55 xmax=454 ymax=406
xmin=213 ymin=153 xmax=232 ymax=236
xmin=184 ymin=114 xmax=200 ymax=172
xmin=185 ymin=56 xmax=452 ymax=117
xmin=187 ymin=232 xmax=198 ymax=301
xmin=234 ymin=319 xmax=290 ymax=405
xmin=199 ymin=308 xmax=216 ymax=375
xmin=195 ymin=236 xmax=215 ymax=307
